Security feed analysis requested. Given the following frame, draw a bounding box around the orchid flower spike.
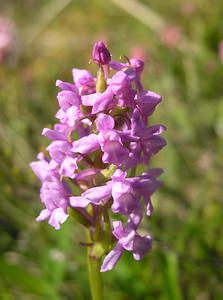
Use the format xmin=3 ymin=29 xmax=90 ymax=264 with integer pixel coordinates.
xmin=30 ymin=41 xmax=166 ymax=272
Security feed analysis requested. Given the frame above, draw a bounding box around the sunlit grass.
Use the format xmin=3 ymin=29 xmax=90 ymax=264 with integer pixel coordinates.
xmin=0 ymin=0 xmax=223 ymax=299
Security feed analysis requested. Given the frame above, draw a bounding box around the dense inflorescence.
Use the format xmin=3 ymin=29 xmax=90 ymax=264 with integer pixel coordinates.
xmin=30 ymin=41 xmax=166 ymax=272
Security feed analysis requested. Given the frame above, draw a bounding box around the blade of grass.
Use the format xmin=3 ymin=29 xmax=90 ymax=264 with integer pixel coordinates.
xmin=110 ymin=0 xmax=199 ymax=53
xmin=159 ymin=251 xmax=183 ymax=300
xmin=24 ymin=0 xmax=73 ymax=46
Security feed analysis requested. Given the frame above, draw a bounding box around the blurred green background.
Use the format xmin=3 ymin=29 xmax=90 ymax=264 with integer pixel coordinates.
xmin=0 ymin=0 xmax=223 ymax=299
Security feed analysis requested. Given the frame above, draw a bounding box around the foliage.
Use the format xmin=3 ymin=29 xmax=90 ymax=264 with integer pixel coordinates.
xmin=0 ymin=0 xmax=223 ymax=299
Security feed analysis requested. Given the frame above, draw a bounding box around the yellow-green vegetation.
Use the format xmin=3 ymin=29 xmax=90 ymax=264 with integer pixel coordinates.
xmin=0 ymin=0 xmax=223 ymax=299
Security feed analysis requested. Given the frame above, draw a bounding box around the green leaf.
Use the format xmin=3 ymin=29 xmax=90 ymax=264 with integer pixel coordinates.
xmin=0 ymin=259 xmax=59 ymax=299
xmin=159 ymin=251 xmax=183 ymax=300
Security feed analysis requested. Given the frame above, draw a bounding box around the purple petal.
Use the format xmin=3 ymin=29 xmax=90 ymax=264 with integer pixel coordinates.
xmin=96 ymin=113 xmax=114 ymax=131
xmin=71 ymin=134 xmax=99 ymax=154
xmin=56 ymin=80 xmax=77 ymax=92
xmin=112 ymin=181 xmax=136 ymax=215
xmin=42 ymin=128 xmax=66 ymax=141
xmin=55 ymin=109 xmax=66 ymax=123
xmin=100 ymin=243 xmax=124 ymax=272
xmin=59 ymin=156 xmax=78 ymax=178
xmin=82 ymin=93 xmax=100 ymax=106
xmin=65 ymin=106 xmax=82 ymax=127
xmin=70 ymin=196 xmax=91 ymax=208
xmin=109 ymin=71 xmax=129 ymax=94
xmin=74 ymin=168 xmax=100 ymax=180
xmin=119 ymin=230 xmax=135 ymax=251
xmin=30 ymin=154 xmax=49 ymax=182
xmin=143 ymin=136 xmax=166 ymax=155
xmin=41 ymin=189 xmax=67 ymax=210
xmin=142 ymin=168 xmax=163 ymax=178
xmin=145 ymin=197 xmax=153 ymax=216
xmin=130 ymin=58 xmax=144 ymax=73
xmin=128 ymin=207 xmax=143 ymax=227
xmin=110 ymin=61 xmax=127 ymax=71
xmin=136 ymin=90 xmax=162 ymax=116
xmin=112 ymin=221 xmax=124 ymax=239
xmin=48 ymin=207 xmax=68 ymax=230
xmin=145 ymin=124 xmax=167 ymax=135
xmin=47 ymin=141 xmax=72 ymax=163
xmin=82 ymin=184 xmax=112 ymax=205
xmin=98 ymin=130 xmax=129 ymax=166
xmin=92 ymin=88 xmax=114 ymax=114
xmin=72 ymin=68 xmax=95 ymax=88
xmin=133 ymin=235 xmax=152 ymax=260
xmin=36 ymin=209 xmax=51 ymax=222
xmin=112 ymin=169 xmax=127 ymax=181
xmin=57 ymin=90 xmax=80 ymax=111
xmin=70 ymin=184 xmax=112 ymax=207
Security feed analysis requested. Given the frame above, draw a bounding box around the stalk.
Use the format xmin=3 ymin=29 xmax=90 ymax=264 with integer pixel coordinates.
xmin=86 ymin=230 xmax=104 ymax=300
xmin=86 ymin=62 xmax=106 ymax=300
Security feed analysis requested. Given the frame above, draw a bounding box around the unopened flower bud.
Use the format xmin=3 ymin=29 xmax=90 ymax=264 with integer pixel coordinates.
xmin=92 ymin=41 xmax=111 ymax=65
xmin=130 ymin=58 xmax=144 ymax=73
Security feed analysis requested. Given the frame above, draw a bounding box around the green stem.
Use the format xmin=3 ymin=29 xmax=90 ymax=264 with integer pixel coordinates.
xmin=96 ymin=67 xmax=107 ymax=93
xmin=130 ymin=166 xmax=136 ymax=177
xmin=86 ymin=230 xmax=104 ymax=300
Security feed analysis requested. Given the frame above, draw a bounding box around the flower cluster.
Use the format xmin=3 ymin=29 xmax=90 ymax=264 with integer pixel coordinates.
xmin=30 ymin=41 xmax=166 ymax=272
